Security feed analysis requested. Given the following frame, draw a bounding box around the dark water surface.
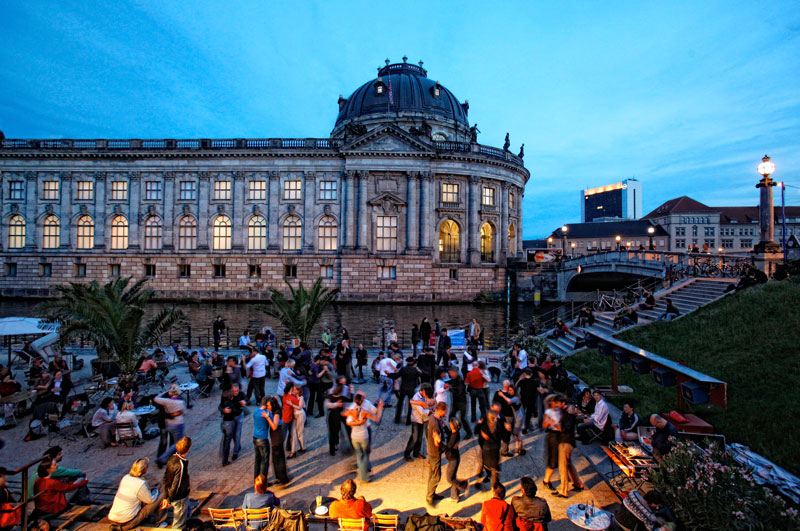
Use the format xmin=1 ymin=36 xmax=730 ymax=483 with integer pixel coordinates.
xmin=0 ymin=299 xmax=564 ymax=350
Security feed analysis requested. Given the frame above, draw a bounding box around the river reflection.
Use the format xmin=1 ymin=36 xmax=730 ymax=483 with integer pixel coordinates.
xmin=1 ymin=299 xmax=565 ymax=350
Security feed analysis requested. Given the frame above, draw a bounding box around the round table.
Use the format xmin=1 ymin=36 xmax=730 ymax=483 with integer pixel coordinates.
xmin=308 ymin=496 xmax=337 ymax=516
xmin=133 ymin=405 xmax=157 ymax=417
xmin=566 ymin=504 xmax=613 ymax=530
xmin=179 ymin=382 xmax=199 ymax=408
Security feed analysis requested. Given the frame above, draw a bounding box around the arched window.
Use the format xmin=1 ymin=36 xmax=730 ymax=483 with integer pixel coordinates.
xmin=213 ymin=215 xmax=232 ymax=250
xmin=248 ymin=215 xmax=267 ymax=250
xmin=76 ymin=215 xmax=94 ymax=250
xmin=508 ymin=224 xmax=516 ymax=255
xmin=283 ymin=215 xmax=302 ymax=251
xmin=144 ymin=216 xmax=162 ymax=250
xmin=178 ymin=216 xmax=197 ymax=250
xmin=439 ymin=220 xmax=460 ymax=263
xmin=480 ymin=222 xmax=494 ymax=262
xmin=7 ymin=215 xmax=25 ymax=249
xmin=110 ymin=216 xmax=128 ymax=250
xmin=42 ymin=215 xmax=60 ymax=249
xmin=318 ymin=216 xmax=338 ymax=251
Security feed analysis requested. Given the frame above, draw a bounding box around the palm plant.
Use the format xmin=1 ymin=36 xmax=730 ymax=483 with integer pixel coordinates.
xmin=257 ymin=278 xmax=339 ymax=345
xmin=39 ymin=277 xmax=184 ymax=374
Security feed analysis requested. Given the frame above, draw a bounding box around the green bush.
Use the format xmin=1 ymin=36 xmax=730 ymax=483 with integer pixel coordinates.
xmin=648 ymin=441 xmax=800 ymax=530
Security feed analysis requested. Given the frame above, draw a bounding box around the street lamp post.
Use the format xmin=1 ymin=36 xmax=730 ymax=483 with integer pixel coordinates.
xmin=648 ymin=226 xmax=655 ymax=250
xmin=615 ymin=235 xmax=621 ymax=251
xmin=570 ymin=242 xmax=576 ymax=257
xmin=547 ymin=237 xmax=553 ymax=249
xmin=779 ymin=181 xmax=787 ymax=265
xmin=561 ymin=225 xmax=568 ymax=256
xmin=755 ymin=155 xmax=779 ymax=253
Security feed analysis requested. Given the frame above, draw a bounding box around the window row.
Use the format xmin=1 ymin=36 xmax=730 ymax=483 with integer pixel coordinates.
xmin=438 ymin=183 xmax=515 ymax=208
xmin=438 ymin=220 xmax=517 ymax=263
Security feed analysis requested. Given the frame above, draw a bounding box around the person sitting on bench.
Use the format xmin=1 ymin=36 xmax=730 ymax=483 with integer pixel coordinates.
xmin=576 ymin=390 xmax=609 ymax=443
xmin=32 ymin=460 xmax=89 ymax=518
xmin=108 ymin=458 xmax=166 ymax=530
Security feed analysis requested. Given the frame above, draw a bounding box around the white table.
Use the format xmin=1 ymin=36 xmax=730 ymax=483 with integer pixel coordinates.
xmin=566 ymin=504 xmax=612 ymax=530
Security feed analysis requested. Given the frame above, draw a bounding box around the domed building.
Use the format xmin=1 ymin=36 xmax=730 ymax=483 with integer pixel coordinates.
xmin=0 ymin=59 xmax=529 ymax=301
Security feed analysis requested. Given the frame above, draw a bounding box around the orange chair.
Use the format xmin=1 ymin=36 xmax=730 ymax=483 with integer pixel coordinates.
xmin=242 ymin=507 xmax=272 ymax=530
xmin=372 ymin=513 xmax=400 ymax=531
xmin=339 ymin=517 xmax=367 ymax=531
xmin=208 ymin=507 xmax=242 ymax=531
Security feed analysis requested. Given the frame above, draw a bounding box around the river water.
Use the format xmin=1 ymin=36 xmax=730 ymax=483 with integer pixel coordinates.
xmin=0 ymin=298 xmax=570 ymax=350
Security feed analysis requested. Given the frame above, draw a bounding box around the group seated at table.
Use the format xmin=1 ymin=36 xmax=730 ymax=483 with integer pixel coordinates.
xmin=115 ymin=401 xmax=143 ymax=441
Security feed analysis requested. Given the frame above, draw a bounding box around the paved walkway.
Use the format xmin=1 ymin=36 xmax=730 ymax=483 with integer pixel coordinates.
xmin=1 ymin=356 xmax=620 ymax=530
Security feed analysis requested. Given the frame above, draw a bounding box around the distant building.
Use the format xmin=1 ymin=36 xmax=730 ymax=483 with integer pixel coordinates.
xmin=544 ymin=220 xmax=668 ymax=256
xmin=643 ymin=196 xmax=800 ymax=254
xmin=581 ymin=178 xmax=642 ymax=222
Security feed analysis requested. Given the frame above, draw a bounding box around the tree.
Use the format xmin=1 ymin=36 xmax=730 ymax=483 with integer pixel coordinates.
xmin=257 ymin=278 xmax=339 ymax=345
xmin=39 ymin=277 xmax=184 ymax=373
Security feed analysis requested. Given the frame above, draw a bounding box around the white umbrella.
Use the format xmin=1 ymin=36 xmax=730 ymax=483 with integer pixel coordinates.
xmin=0 ymin=317 xmax=56 ymax=336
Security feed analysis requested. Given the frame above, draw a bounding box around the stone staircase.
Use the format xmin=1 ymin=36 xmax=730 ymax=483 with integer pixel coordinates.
xmin=545 ymin=278 xmax=737 ymax=357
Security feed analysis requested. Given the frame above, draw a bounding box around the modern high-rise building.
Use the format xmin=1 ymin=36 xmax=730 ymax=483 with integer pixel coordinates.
xmin=581 ymin=178 xmax=642 ymax=222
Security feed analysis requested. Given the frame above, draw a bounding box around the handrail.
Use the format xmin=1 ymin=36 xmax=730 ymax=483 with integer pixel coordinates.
xmin=7 ymin=456 xmax=48 ymax=531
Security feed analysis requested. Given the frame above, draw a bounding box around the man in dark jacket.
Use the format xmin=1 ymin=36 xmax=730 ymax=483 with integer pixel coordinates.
xmin=394 ymin=358 xmax=422 ymax=424
xmin=416 ymin=347 xmax=436 ymax=384
xmin=163 ymin=437 xmax=192 ymax=530
xmin=436 ymin=329 xmax=451 ymax=366
xmin=447 ymin=367 xmax=473 ymax=438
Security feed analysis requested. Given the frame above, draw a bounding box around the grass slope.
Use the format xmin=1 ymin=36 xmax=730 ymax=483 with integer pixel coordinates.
xmin=564 ymin=281 xmax=800 ymax=476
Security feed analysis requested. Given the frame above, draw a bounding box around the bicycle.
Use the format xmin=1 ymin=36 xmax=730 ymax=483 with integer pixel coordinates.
xmin=593 ymin=293 xmax=625 ymax=312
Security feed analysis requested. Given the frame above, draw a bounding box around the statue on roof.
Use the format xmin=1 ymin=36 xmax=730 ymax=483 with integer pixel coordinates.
xmin=518 ymin=143 xmax=524 ymax=159
xmin=503 ymin=133 xmax=510 ymax=152
xmin=469 ymin=124 xmax=480 ymax=143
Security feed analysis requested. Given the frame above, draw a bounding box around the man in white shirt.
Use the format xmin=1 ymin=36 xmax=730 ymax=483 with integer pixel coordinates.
xmin=376 ymin=354 xmax=399 ymax=406
xmin=577 ymin=390 xmax=609 ymax=442
xmin=108 ymin=458 xmax=166 ymax=529
xmin=403 ymin=383 xmax=433 ymax=461
xmin=245 ymin=348 xmax=268 ymax=403
xmin=154 ymin=385 xmax=186 ymax=468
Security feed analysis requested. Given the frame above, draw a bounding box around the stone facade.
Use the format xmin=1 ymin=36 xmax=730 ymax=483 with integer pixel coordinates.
xmin=0 ymin=63 xmax=529 ymax=301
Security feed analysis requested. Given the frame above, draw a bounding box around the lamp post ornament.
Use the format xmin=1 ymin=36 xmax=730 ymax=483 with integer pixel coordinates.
xmin=754 ymin=155 xmax=780 ymax=254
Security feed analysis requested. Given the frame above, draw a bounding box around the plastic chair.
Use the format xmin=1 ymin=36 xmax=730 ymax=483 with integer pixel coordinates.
xmin=208 ymin=507 xmax=242 ymax=531
xmin=242 ymin=507 xmax=271 ymax=530
xmin=115 ymin=421 xmax=141 ymax=455
xmin=373 ymin=514 xmax=399 ymax=531
xmin=339 ymin=517 xmax=366 ymax=531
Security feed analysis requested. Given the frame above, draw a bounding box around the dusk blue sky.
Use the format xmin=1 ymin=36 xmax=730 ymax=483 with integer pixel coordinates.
xmin=2 ymin=1 xmax=798 ymax=238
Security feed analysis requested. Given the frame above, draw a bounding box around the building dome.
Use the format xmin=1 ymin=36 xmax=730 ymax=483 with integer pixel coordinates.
xmin=333 ymin=60 xmax=469 ymax=138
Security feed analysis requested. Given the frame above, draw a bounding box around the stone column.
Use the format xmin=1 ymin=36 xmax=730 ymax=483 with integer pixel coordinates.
xmin=197 ymin=173 xmax=210 ymax=250
xmin=163 ymin=173 xmax=175 ymax=249
xmin=467 ymin=175 xmax=480 ymax=265
xmin=499 ymin=181 xmax=509 ymax=263
xmin=357 ymin=172 xmax=368 ymax=251
xmin=128 ymin=173 xmax=140 ymax=250
xmin=755 ymin=174 xmax=779 ymax=251
xmin=303 ymin=171 xmax=316 ymax=251
xmin=59 ymin=172 xmax=72 ymax=249
xmin=419 ymin=172 xmax=434 ymax=252
xmin=267 ymin=172 xmax=279 ymax=250
xmin=24 ymin=172 xmax=37 ymax=248
xmin=344 ymin=171 xmax=356 ymax=250
xmin=232 ymin=172 xmax=245 ymax=250
xmin=93 ymin=172 xmax=106 ymax=249
xmin=406 ymin=172 xmax=419 ymax=252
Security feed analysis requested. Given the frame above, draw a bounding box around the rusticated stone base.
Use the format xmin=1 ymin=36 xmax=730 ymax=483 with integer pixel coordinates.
xmin=0 ymin=253 xmax=505 ymax=302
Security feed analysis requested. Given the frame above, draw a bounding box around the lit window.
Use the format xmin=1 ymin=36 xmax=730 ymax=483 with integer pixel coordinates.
xmin=319 ymin=181 xmax=337 ymax=200
xmin=145 ymin=181 xmax=162 ymax=201
xmin=377 ymin=266 xmax=396 ymax=279
xmin=482 ymin=186 xmax=495 ymax=207
xmin=249 ymin=265 xmax=262 ymax=278
xmin=249 ymin=180 xmax=267 ymax=200
xmin=439 ymin=220 xmax=460 ymax=263
xmin=376 ymin=82 xmax=385 ymax=95
xmin=42 ymin=215 xmax=60 ymax=249
xmin=144 ymin=216 xmax=163 ymax=250
xmin=284 ymin=264 xmax=297 ymax=278
xmin=480 ymin=222 xmax=494 ymax=262
xmin=7 ymin=215 xmax=25 ymax=249
xmin=433 ymin=84 xmax=441 ymax=97
xmin=178 ymin=216 xmax=197 ymax=250
xmin=283 ymin=215 xmax=302 ymax=251
xmin=9 ymin=181 xmax=24 ymax=200
xmin=376 ymin=216 xmax=397 ymax=252
xmin=283 ymin=180 xmax=302 ymax=200
xmin=509 ymin=191 xmax=515 ymax=210
xmin=77 ymin=215 xmax=94 ymax=249
xmin=320 ymin=265 xmax=334 ymax=278
xmin=442 ymin=183 xmax=459 ymax=203
xmin=248 ymin=215 xmax=267 ymax=250
xmin=144 ymin=264 xmax=156 ymax=277
xmin=110 ymin=181 xmax=128 ymax=201
xmin=42 ymin=181 xmax=59 ymax=200
xmin=508 ymin=224 xmax=516 ymax=255
xmin=213 ymin=215 xmax=232 ymax=250
xmin=179 ymin=264 xmax=191 ymax=278
xmin=213 ymin=181 xmax=231 ymax=201
xmin=76 ymin=181 xmax=94 ymax=201
xmin=213 ymin=264 xmax=226 ymax=278
xmin=179 ymin=181 xmax=196 ymax=200
xmin=318 ymin=216 xmax=338 ymax=251
xmin=110 ymin=216 xmax=129 ymax=250
xmin=40 ymin=263 xmax=52 ymax=277
xmin=74 ymin=263 xmax=86 ymax=277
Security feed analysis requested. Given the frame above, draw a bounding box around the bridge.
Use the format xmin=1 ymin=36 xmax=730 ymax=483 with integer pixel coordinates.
xmin=555 ymin=250 xmax=745 ymax=300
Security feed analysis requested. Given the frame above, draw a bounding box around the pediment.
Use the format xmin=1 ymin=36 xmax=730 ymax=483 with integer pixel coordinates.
xmin=367 ymin=191 xmax=407 ymax=207
xmin=342 ymin=125 xmax=434 ymax=154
